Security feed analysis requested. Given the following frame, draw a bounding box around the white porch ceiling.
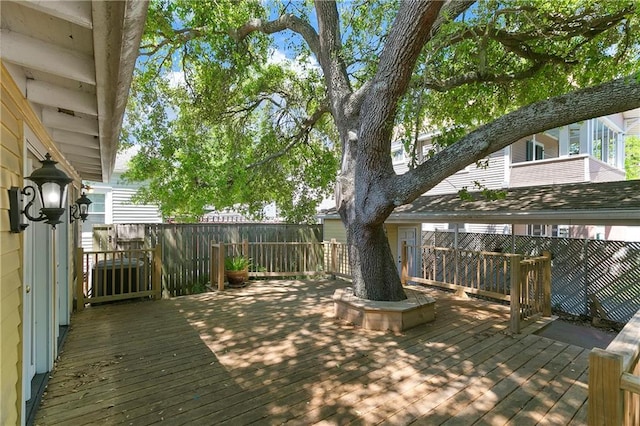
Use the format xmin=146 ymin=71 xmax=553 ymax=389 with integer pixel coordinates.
xmin=0 ymin=0 xmax=148 ymax=182
xmin=624 ymin=108 xmax=640 ymax=138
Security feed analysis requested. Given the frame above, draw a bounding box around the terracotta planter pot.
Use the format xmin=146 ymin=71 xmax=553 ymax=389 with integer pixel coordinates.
xmin=226 ymin=270 xmax=248 ymax=287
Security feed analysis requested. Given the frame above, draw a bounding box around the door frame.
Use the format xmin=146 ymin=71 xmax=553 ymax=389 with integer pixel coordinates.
xmin=397 ymin=226 xmax=419 ymax=278
xmin=22 ymin=136 xmax=56 ymax=415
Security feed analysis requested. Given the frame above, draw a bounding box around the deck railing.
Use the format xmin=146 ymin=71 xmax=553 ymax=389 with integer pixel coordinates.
xmin=208 ymin=240 xmax=549 ymax=332
xmin=511 ymin=252 xmax=552 ymax=332
xmin=589 ymin=307 xmax=640 ymax=425
xmin=326 ymin=239 xmax=352 ymax=279
xmin=210 ymin=241 xmax=325 ymax=289
xmin=403 ymin=243 xmax=550 ymax=333
xmin=406 ymin=246 xmax=513 ymax=300
xmin=76 ymin=246 xmax=162 ymax=309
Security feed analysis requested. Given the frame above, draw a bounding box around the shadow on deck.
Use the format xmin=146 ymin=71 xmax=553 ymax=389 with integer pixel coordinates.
xmin=35 ymin=279 xmax=589 ymax=425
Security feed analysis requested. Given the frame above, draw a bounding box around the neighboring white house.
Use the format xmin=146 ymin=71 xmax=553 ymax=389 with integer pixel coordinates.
xmin=389 ymin=109 xmax=640 ymax=241
xmin=82 ymin=148 xmax=163 ymax=249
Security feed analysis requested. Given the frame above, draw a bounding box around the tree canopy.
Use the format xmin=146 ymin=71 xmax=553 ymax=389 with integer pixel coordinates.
xmin=123 ymin=0 xmax=640 ymax=300
xmin=626 ymin=136 xmax=640 ymax=180
xmin=124 ymin=0 xmax=639 ymax=222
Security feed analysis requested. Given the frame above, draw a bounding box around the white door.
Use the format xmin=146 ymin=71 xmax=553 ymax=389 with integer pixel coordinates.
xmin=398 ymin=227 xmax=417 ymax=278
xmin=23 ymin=201 xmax=52 ymax=397
xmin=33 ymin=215 xmax=53 ymax=373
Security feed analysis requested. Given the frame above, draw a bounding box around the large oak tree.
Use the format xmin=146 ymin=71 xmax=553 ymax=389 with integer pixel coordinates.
xmin=125 ymin=0 xmax=640 ymax=301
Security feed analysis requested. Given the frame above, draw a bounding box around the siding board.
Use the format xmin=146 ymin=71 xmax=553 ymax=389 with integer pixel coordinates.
xmin=1 ymin=86 xmax=22 ymax=129
xmin=589 ymin=159 xmax=625 ymax=182
xmin=1 ymin=146 xmax=20 ymax=171
xmin=323 ymin=219 xmax=347 ymax=243
xmin=0 ymin=227 xmax=20 ymax=254
xmin=1 ymin=64 xmax=26 ymax=426
xmin=426 ymin=151 xmax=505 ymax=196
xmin=2 ymin=122 xmax=21 ymax=153
xmin=111 ymin=186 xmax=162 ymax=224
xmin=510 ymin=155 xmax=625 ymax=187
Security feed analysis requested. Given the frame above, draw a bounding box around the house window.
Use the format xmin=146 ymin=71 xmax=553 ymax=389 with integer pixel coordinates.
xmin=391 ymin=147 xmax=405 ymax=164
xmin=528 ymin=224 xmax=545 ymax=236
xmin=527 ymin=224 xmax=568 ymax=237
xmin=558 ymin=225 xmax=569 ymax=238
xmin=569 ymin=123 xmax=581 ymax=155
xmin=82 ymin=193 xmax=106 ymax=233
xmin=591 ymin=119 xmax=620 ymax=165
xmin=526 ymin=140 xmax=544 ymax=161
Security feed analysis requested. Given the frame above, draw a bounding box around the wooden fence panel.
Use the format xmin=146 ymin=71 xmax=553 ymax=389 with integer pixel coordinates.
xmin=96 ymin=223 xmax=322 ymax=296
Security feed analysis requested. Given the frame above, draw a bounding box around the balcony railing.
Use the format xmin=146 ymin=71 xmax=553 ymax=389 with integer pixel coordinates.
xmin=510 ymin=154 xmax=625 ymax=187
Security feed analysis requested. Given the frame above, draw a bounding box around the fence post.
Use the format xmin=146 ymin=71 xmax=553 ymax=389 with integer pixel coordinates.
xmin=454 ymin=247 xmax=459 ymax=287
xmin=76 ymin=247 xmax=84 ymax=311
xmin=510 ymin=254 xmax=522 ymax=333
xmin=210 ymin=241 xmax=215 ymax=291
xmin=588 ymin=348 xmax=624 ymax=425
xmin=218 ymin=242 xmax=225 ymax=291
xmin=242 ymin=239 xmax=249 ymax=258
xmin=584 ymin=238 xmax=590 ymax=317
xmin=330 ymin=239 xmax=337 ymax=277
xmin=153 ymin=245 xmax=162 ymax=299
xmin=401 ymin=241 xmax=408 ymax=285
xmin=542 ymin=250 xmax=552 ymax=317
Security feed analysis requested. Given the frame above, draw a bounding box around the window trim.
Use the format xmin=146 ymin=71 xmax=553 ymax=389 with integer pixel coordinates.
xmin=526 ymin=139 xmax=545 ymax=161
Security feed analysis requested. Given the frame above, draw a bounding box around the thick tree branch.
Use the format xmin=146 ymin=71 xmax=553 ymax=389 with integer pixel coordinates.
xmin=359 ymin=1 xmax=445 ymax=157
xmin=315 ymin=1 xmax=353 ymax=117
xmin=423 ymin=62 xmax=545 ymax=92
xmin=348 ymin=0 xmax=473 ymax=118
xmin=232 ymin=14 xmax=321 ymax=59
xmin=442 ymin=5 xmax=634 ymax=50
xmin=392 ymin=74 xmax=640 ymax=206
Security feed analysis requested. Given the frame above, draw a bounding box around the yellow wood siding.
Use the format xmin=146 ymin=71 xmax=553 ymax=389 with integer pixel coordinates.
xmin=385 ymin=224 xmax=398 ymax=265
xmin=1 ymin=76 xmax=24 ymax=426
xmin=323 ymin=219 xmax=347 ymax=243
xmin=322 ymin=221 xmax=401 ymax=272
xmin=1 ymin=62 xmax=82 ymax=426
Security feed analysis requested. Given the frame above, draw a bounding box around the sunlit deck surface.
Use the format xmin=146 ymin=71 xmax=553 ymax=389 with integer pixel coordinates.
xmin=36 ymin=279 xmax=588 ymax=425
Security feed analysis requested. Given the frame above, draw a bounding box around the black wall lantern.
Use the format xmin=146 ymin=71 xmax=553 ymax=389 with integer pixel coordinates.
xmin=70 ymin=190 xmax=92 ymax=223
xmin=9 ymin=153 xmax=73 ymax=233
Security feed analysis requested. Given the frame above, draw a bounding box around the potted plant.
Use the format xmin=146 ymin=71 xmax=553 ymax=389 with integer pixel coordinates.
xmin=224 ymin=256 xmax=251 ymax=287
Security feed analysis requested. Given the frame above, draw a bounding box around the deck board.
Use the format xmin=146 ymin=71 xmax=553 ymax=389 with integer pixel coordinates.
xmin=35 ymin=279 xmax=589 ymax=425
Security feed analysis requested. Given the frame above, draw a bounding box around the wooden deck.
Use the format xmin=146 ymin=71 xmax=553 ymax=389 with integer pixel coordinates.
xmin=35 ymin=279 xmax=589 ymax=425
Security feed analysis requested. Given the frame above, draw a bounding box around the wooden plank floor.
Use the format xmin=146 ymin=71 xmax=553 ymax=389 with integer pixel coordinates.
xmin=35 ymin=279 xmax=589 ymax=425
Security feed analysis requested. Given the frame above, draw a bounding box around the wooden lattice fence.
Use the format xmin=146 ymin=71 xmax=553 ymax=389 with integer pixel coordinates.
xmin=424 ymin=230 xmax=640 ymax=323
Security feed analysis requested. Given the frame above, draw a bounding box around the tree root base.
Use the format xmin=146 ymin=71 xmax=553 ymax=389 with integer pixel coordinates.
xmin=333 ymin=287 xmax=435 ymax=332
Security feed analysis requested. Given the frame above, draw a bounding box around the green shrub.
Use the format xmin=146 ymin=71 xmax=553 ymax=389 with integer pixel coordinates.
xmin=224 ymin=256 xmax=251 ymax=271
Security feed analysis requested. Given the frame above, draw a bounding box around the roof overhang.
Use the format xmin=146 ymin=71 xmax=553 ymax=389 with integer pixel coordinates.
xmin=0 ymin=0 xmax=148 ymax=182
xmin=321 ymin=180 xmax=640 ymax=226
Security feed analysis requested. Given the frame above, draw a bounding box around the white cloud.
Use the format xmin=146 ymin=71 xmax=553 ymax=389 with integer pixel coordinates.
xmin=267 ymin=48 xmax=320 ymax=76
xmin=166 ymin=70 xmax=186 ymax=88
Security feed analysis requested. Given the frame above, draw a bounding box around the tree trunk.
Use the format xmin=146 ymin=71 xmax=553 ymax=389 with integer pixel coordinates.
xmin=344 ymin=217 xmax=407 ymax=301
